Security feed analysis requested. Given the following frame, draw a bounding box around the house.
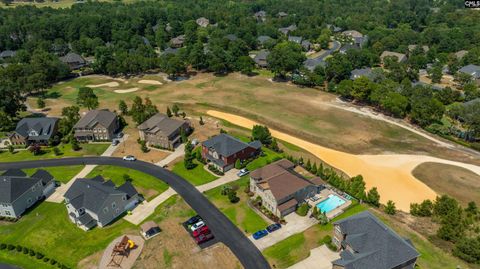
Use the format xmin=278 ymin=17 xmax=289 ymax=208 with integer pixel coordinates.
xmin=0 ymin=169 xmax=55 ymax=218
xmin=301 ymin=40 xmax=312 ymax=51
xmin=73 ymin=109 xmax=119 ymax=142
xmin=332 ymin=211 xmax=419 ymax=269
xmin=9 ymin=117 xmax=59 ymax=146
xmin=380 ymin=51 xmax=407 ymax=64
xmin=303 ymin=57 xmax=326 ymax=71
xmin=64 ymin=176 xmax=141 ymax=230
xmin=350 ymin=68 xmax=373 ymax=80
xmin=162 ymin=47 xmax=179 ymax=55
xmin=60 ymin=52 xmax=86 ymax=70
xmin=170 ymin=35 xmax=185 ymax=48
xmin=288 ymin=36 xmax=302 ymax=44
xmin=254 ymin=10 xmax=267 ymax=22
xmin=254 ymin=50 xmax=270 ymax=68
xmin=277 ymin=11 xmax=288 ymax=18
xmin=0 ymin=50 xmax=16 ymax=60
xmin=326 ymin=24 xmax=342 ymax=33
xmin=141 ymin=36 xmax=151 ymax=46
xmin=455 ymin=50 xmax=468 ymax=60
xmin=458 ymin=64 xmax=480 ymax=80
xmin=407 ymin=44 xmax=429 ymax=53
xmin=257 ymin=35 xmax=272 ymax=46
xmin=250 ymin=159 xmax=324 ymax=217
xmin=137 ymin=113 xmax=191 ymax=149
xmin=278 ymin=25 xmax=297 ymax=35
xmin=201 ymin=133 xmax=261 ymax=172
xmin=196 ymin=17 xmax=210 ymax=28
xmin=342 ymin=30 xmax=368 ymax=48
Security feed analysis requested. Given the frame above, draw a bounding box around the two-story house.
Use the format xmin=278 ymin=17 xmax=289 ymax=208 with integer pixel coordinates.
xmin=64 ymin=176 xmax=141 ymax=231
xmin=250 ymin=159 xmax=324 ymax=217
xmin=0 ymin=169 xmax=56 ymax=218
xmin=201 ymin=134 xmax=261 ymax=172
xmin=137 ymin=113 xmax=191 ymax=150
xmin=332 ymin=211 xmax=419 ymax=269
xmin=73 ymin=110 xmax=119 ymax=142
xmin=9 ymin=117 xmax=59 ymax=146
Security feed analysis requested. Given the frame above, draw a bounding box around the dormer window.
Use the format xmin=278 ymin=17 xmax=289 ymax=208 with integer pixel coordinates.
xmin=29 ymin=130 xmax=38 ymax=136
xmin=112 ymin=202 xmax=117 ymax=209
xmin=103 ymin=207 xmax=108 ymax=213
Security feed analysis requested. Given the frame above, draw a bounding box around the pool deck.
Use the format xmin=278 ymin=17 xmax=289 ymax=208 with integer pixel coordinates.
xmin=306 ymin=189 xmax=352 ymax=219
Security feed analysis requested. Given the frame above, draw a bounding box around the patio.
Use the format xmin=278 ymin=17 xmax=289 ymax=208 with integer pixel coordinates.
xmin=306 ymin=188 xmax=352 ymax=219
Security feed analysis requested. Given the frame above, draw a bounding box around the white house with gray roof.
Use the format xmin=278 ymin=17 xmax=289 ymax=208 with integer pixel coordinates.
xmin=9 ymin=117 xmax=59 ymax=146
xmin=73 ymin=109 xmax=119 ymax=142
xmin=0 ymin=169 xmax=55 ymax=218
xmin=64 ymin=176 xmax=140 ymax=230
xmin=332 ymin=211 xmax=419 ymax=269
xmin=253 ymin=50 xmax=270 ymax=68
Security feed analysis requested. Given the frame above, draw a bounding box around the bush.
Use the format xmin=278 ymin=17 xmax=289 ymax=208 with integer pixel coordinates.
xmin=23 ymin=247 xmax=29 ymax=254
xmin=53 ymin=147 xmax=61 ymax=156
xmin=228 ymin=191 xmax=240 ymax=203
xmin=7 ymin=244 xmax=15 ymax=250
xmin=384 ymin=200 xmax=396 ymax=215
xmin=36 ymin=252 xmax=44 ymax=259
xmin=0 ymin=243 xmax=6 ymax=250
xmin=296 ymin=203 xmax=310 ymax=216
xmin=29 ymin=249 xmax=35 ymax=256
xmin=16 ymin=245 xmax=22 ymax=252
xmin=50 ymin=259 xmax=57 ymax=265
xmin=43 ymin=257 xmax=50 ymax=262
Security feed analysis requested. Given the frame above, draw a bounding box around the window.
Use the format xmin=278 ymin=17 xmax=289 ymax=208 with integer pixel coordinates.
xmin=122 ymin=196 xmax=127 ymax=201
xmin=5 ymin=211 xmax=11 ymax=216
xmin=31 ymin=186 xmax=36 ymax=192
xmin=112 ymin=202 xmax=117 ymax=209
xmin=335 ymin=225 xmax=342 ymax=236
xmin=27 ymin=198 xmax=32 ymax=204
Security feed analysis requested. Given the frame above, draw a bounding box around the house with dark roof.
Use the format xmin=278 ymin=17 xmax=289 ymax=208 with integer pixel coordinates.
xmin=9 ymin=117 xmax=59 ymax=145
xmin=288 ymin=36 xmax=302 ymax=44
xmin=201 ymin=134 xmax=261 ymax=172
xmin=0 ymin=50 xmax=16 ymax=60
xmin=278 ymin=25 xmax=297 ymax=35
xmin=60 ymin=52 xmax=86 ymax=70
xmin=64 ymin=176 xmax=141 ymax=230
xmin=170 ymin=35 xmax=185 ymax=48
xmin=380 ymin=51 xmax=407 ymax=64
xmin=342 ymin=30 xmax=368 ymax=48
xmin=254 ymin=50 xmax=270 ymax=68
xmin=138 ymin=113 xmax=191 ymax=149
xmin=250 ymin=159 xmax=324 ymax=217
xmin=73 ymin=110 xmax=119 ymax=142
xmin=254 ymin=10 xmax=267 ymax=22
xmin=458 ymin=64 xmax=480 ymax=81
xmin=0 ymin=169 xmax=55 ymax=218
xmin=332 ymin=211 xmax=419 ymax=269
xmin=350 ymin=68 xmax=374 ymax=80
xmin=257 ymin=35 xmax=272 ymax=46
xmin=303 ymin=57 xmax=326 ymax=71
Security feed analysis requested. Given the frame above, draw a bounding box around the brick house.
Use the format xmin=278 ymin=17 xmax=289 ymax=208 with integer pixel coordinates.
xmin=137 ymin=113 xmax=191 ymax=150
xmin=201 ymin=134 xmax=261 ymax=172
xmin=9 ymin=117 xmax=59 ymax=146
xmin=73 ymin=110 xmax=119 ymax=142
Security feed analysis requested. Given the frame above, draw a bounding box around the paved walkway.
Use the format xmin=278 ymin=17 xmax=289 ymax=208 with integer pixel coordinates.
xmin=46 ymin=135 xmax=128 ymax=203
xmin=156 ymin=144 xmax=185 ymax=167
xmin=287 ymin=245 xmax=339 ymax=269
xmin=251 ymin=212 xmax=318 ymax=250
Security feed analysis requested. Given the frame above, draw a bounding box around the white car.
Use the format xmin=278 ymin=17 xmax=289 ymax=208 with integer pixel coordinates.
xmin=237 ymin=168 xmax=249 ymax=177
xmin=122 ymin=155 xmax=136 ymax=161
xmin=190 ymin=220 xmax=205 ymax=231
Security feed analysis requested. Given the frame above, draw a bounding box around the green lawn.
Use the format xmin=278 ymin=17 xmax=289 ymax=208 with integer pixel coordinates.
xmin=0 ymin=202 xmax=136 ymax=268
xmin=204 ymin=176 xmax=269 ymax=234
xmin=172 ymin=159 xmax=218 ymax=186
xmin=245 ymin=147 xmax=284 ymax=171
xmin=87 ymin=165 xmax=169 ymax=201
xmin=143 ymin=195 xmax=195 ymax=224
xmin=23 ymin=166 xmax=85 ymax=183
xmin=0 ymin=143 xmax=109 ymax=162
xmin=0 ymin=251 xmax=52 ymax=269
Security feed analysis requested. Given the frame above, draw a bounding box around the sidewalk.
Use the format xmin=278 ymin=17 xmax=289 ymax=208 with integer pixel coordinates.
xmin=156 ymin=144 xmax=185 ymax=167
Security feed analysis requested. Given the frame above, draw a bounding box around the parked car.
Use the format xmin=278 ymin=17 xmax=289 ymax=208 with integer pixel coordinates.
xmin=186 ymin=215 xmax=202 ymax=226
xmin=252 ymin=229 xmax=268 ymax=240
xmin=190 ymin=220 xmax=205 ymax=231
xmin=266 ymin=223 xmax=282 ymax=233
xmin=112 ymin=139 xmax=119 ymax=146
xmin=116 ymin=132 xmax=124 ymax=138
xmin=192 ymin=226 xmax=210 ymax=237
xmin=237 ymin=168 xmax=249 ymax=177
xmin=195 ymin=232 xmax=214 ymax=244
xmin=122 ymin=155 xmax=136 ymax=161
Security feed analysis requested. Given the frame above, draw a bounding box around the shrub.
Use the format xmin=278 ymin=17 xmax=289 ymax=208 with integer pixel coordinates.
xmin=50 ymin=259 xmax=57 ymax=265
xmin=29 ymin=249 xmax=36 ymax=256
xmin=0 ymin=243 xmax=6 ymax=250
xmin=53 ymin=147 xmax=61 ymax=156
xmin=296 ymin=203 xmax=310 ymax=216
xmin=16 ymin=245 xmax=22 ymax=252
xmin=7 ymin=244 xmax=15 ymax=250
xmin=384 ymin=200 xmax=396 ymax=215
xmin=23 ymin=247 xmax=29 ymax=254
xmin=36 ymin=252 xmax=44 ymax=259
xmin=228 ymin=191 xmax=240 ymax=203
xmin=43 ymin=257 xmax=50 ymax=262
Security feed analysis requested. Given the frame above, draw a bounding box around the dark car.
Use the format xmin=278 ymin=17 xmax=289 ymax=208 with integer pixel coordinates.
xmin=186 ymin=215 xmax=202 ymax=226
xmin=266 ymin=223 xmax=281 ymax=233
xmin=252 ymin=230 xmax=268 ymax=240
xmin=195 ymin=232 xmax=214 ymax=244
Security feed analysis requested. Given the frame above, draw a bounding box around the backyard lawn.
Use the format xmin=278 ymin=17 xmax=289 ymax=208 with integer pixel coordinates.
xmin=0 ymin=143 xmax=109 ymax=162
xmin=204 ymin=176 xmax=269 ymax=234
xmin=0 ymin=202 xmax=136 ymax=269
xmin=87 ymin=165 xmax=169 ymax=201
xmin=23 ymin=166 xmax=85 ymax=183
xmin=171 ymin=159 xmax=218 ymax=186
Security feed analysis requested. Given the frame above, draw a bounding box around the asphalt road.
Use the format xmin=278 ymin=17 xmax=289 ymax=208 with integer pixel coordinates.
xmin=0 ymin=157 xmax=271 ymax=269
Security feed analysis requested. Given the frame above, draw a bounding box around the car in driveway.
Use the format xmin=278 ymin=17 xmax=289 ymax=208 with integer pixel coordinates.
xmin=122 ymin=155 xmax=136 ymax=161
xmin=112 ymin=139 xmax=119 ymax=146
xmin=195 ymin=232 xmax=214 ymax=244
xmin=190 ymin=220 xmax=205 ymax=231
xmin=237 ymin=168 xmax=249 ymax=177
xmin=266 ymin=223 xmax=281 ymax=233
xmin=252 ymin=230 xmax=268 ymax=240
xmin=192 ymin=225 xmax=210 ymax=237
xmin=186 ymin=215 xmax=202 ymax=226
xmin=116 ymin=132 xmax=124 ymax=138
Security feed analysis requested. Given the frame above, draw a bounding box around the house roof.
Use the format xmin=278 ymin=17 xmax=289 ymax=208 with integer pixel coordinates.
xmin=278 ymin=198 xmax=298 ymax=212
xmin=380 ymin=51 xmax=407 ymax=63
xmin=333 ymin=211 xmax=419 ymax=269
xmin=408 ymin=44 xmax=429 ymax=52
xmin=0 ymin=175 xmax=44 ymax=203
xmin=13 ymin=117 xmax=59 ymax=140
xmin=60 ymin=52 xmax=85 ymax=64
xmin=162 ymin=47 xmax=179 ymax=55
xmin=288 ymin=36 xmax=302 ymax=43
xmin=257 ymin=35 xmax=272 ymax=44
xmin=170 ymin=35 xmax=185 ymax=45
xmin=339 ymin=44 xmax=360 ymax=53
xmin=459 ymin=64 xmax=480 ymax=79
xmin=254 ymin=50 xmax=270 ymax=66
xmin=309 ymin=176 xmax=326 ymax=186
xmin=0 ymin=50 xmax=16 ymax=58
xmin=64 ymin=176 xmax=138 ymax=214
xmin=137 ymin=113 xmax=186 ymax=137
xmin=196 ymin=17 xmax=210 ymax=27
xmin=202 ymin=134 xmax=261 ymax=157
xmin=225 ymin=34 xmax=238 ymax=41
xmin=303 ymin=57 xmax=326 ymax=71
xmin=30 ymin=169 xmax=54 ymax=185
xmin=279 ymin=25 xmax=297 ymax=35
xmin=350 ymin=68 xmax=373 ymax=80
xmin=73 ymin=110 xmax=117 ymax=129
xmin=1 ymin=169 xmax=27 ymax=177
xmin=342 ymin=30 xmax=363 ymax=38
xmin=277 ymin=11 xmax=288 ymax=17
xmin=455 ymin=50 xmax=468 ymax=59
xmin=254 ymin=10 xmax=267 ymax=17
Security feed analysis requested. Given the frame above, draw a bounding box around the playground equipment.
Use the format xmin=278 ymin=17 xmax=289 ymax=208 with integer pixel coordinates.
xmin=107 ymin=236 xmax=135 ymax=267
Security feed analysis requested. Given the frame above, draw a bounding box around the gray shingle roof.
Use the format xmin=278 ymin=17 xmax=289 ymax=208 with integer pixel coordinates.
xmin=350 ymin=68 xmax=373 ymax=80
xmin=0 ymin=173 xmax=47 ymax=203
xmin=1 ymin=169 xmax=27 ymax=177
xmin=254 ymin=50 xmax=270 ymax=67
xmin=303 ymin=57 xmax=326 ymax=71
xmin=73 ymin=110 xmax=117 ymax=129
xmin=257 ymin=35 xmax=272 ymax=44
xmin=60 ymin=52 xmax=85 ymax=64
xmin=31 ymin=169 xmax=54 ymax=185
xmin=459 ymin=64 xmax=480 ymax=79
xmin=0 ymin=50 xmax=16 ymax=58
xmin=288 ymin=36 xmax=302 ymax=43
xmin=137 ymin=113 xmax=186 ymax=137
xmin=333 ymin=211 xmax=419 ymax=269
xmin=279 ymin=25 xmax=297 ymax=35
xmin=202 ymin=134 xmax=261 ymax=157
xmin=14 ymin=117 xmax=59 ymax=141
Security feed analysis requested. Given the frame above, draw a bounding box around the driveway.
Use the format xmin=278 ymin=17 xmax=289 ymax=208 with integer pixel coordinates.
xmin=0 ymin=157 xmax=271 ymax=269
xmin=287 ymin=245 xmax=339 ymax=269
xmin=156 ymin=143 xmax=185 ymax=167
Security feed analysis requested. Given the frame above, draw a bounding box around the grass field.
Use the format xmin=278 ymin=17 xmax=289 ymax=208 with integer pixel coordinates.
xmin=0 ymin=143 xmax=109 ymax=162
xmin=0 ymin=202 xmax=136 ymax=268
xmin=412 ymin=162 xmax=480 ymax=206
xmin=87 ymin=165 xmax=169 ymax=201
xmin=0 ymin=251 xmax=52 ymax=269
xmin=171 ymin=159 xmax=218 ymax=186
xmin=23 ymin=166 xmax=84 ymax=183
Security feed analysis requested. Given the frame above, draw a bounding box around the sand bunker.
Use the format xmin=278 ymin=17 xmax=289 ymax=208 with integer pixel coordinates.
xmin=207 ymin=110 xmax=480 ymax=211
xmin=87 ymin=82 xmax=120 ymax=88
xmin=114 ymin=88 xmax=139 ymax=93
xmin=138 ymin=79 xmax=163 ymax=85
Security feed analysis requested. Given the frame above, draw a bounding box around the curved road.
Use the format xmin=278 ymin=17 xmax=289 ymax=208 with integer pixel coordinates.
xmin=0 ymin=157 xmax=270 ymax=269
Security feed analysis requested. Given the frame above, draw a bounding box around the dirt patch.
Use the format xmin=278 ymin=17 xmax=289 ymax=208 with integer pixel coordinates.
xmin=115 ymin=88 xmax=139 ymax=93
xmin=87 ymin=82 xmax=120 ymax=88
xmin=78 ymin=250 xmax=103 ymax=269
xmin=412 ymin=162 xmax=480 ymax=206
xmin=139 ymin=80 xmax=163 ymax=85
xmin=188 ymin=116 xmax=224 ymax=142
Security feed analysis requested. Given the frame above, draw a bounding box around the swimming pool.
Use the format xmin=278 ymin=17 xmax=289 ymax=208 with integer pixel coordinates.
xmin=316 ymin=194 xmax=346 ymax=213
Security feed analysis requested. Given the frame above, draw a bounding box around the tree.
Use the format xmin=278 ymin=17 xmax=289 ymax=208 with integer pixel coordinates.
xmin=53 ymin=147 xmax=61 ymax=156
xmin=118 ymin=100 xmax=128 ymax=115
xmin=166 ymin=106 xmax=172 ymax=117
xmin=76 ymin=87 xmax=98 ymax=110
xmin=199 ymin=116 xmax=204 ymax=125
xmin=37 ymin=98 xmax=46 ymax=109
xmin=29 ymin=144 xmax=42 ymax=155
xmin=235 ymin=159 xmax=242 ymax=169
xmin=267 ymin=41 xmax=306 ymax=78
xmin=7 ymin=144 xmax=14 ymax=153
xmin=384 ymin=200 xmax=396 ymax=215
xmin=130 ymin=96 xmax=145 ymax=124
xmin=410 ymin=97 xmax=445 ymax=127
xmin=236 ymin=56 xmax=255 ymax=74
xmin=172 ymin=104 xmax=180 ymax=116
xmin=428 ymin=65 xmax=443 ymax=83
xmin=184 ymin=141 xmax=196 ymax=169
xmin=251 ymin=125 xmax=272 ymax=145
xmin=70 ymin=137 xmax=80 ymax=151
xmin=366 ymin=187 xmax=381 ymax=207
xmin=453 ymin=237 xmax=480 ymax=264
